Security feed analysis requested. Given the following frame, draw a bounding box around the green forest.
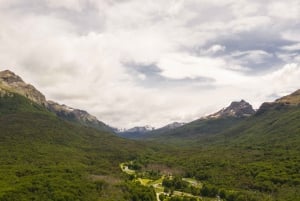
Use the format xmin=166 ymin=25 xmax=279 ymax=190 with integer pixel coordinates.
xmin=0 ymin=89 xmax=299 ymax=201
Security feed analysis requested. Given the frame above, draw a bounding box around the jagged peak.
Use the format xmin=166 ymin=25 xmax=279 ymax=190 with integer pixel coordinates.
xmin=206 ymin=100 xmax=255 ymax=119
xmin=0 ymin=70 xmax=24 ymax=83
xmin=0 ymin=70 xmax=47 ymax=106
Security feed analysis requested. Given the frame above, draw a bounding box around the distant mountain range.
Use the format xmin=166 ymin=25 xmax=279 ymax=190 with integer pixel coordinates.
xmin=118 ymin=100 xmax=256 ymax=139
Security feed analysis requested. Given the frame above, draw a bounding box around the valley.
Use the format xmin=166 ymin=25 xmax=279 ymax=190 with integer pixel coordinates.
xmin=0 ymin=70 xmax=299 ymax=201
xmin=120 ymin=162 xmax=213 ymax=201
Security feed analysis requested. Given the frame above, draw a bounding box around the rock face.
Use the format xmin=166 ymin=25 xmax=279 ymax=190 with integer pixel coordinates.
xmin=0 ymin=69 xmax=112 ymax=132
xmin=47 ymin=100 xmax=112 ymax=132
xmin=0 ymin=70 xmax=47 ymax=106
xmin=206 ymin=100 xmax=255 ymax=119
xmin=47 ymin=101 xmax=98 ymax=122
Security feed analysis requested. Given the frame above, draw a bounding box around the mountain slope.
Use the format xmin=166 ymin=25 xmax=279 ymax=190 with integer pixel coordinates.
xmin=275 ymin=89 xmax=300 ymax=105
xmin=0 ymin=70 xmax=47 ymax=106
xmin=0 ymin=70 xmax=113 ymax=132
xmin=0 ymin=90 xmax=156 ymax=201
xmin=47 ymin=100 xmax=113 ymax=132
xmin=143 ymin=100 xmax=254 ymax=141
xmin=147 ymin=92 xmax=300 ymax=201
xmin=116 ymin=125 xmax=155 ymax=139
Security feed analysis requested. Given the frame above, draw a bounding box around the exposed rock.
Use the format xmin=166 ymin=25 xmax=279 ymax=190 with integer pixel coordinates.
xmin=206 ymin=100 xmax=255 ymax=119
xmin=0 ymin=69 xmax=113 ymax=132
xmin=0 ymin=70 xmax=47 ymax=106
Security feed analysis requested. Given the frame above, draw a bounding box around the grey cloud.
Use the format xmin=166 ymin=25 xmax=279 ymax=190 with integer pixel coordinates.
xmin=125 ymin=62 xmax=216 ymax=88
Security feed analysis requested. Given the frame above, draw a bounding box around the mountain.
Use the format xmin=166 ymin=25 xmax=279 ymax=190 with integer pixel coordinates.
xmin=257 ymin=89 xmax=300 ymax=115
xmin=47 ymin=100 xmax=113 ymax=132
xmin=1 ymin=69 xmax=299 ymax=200
xmin=140 ymin=92 xmax=300 ymax=201
xmin=276 ymin=89 xmax=300 ymax=105
xmin=205 ymin=100 xmax=255 ymax=119
xmin=0 ymin=70 xmax=156 ymax=201
xmin=134 ymin=100 xmax=255 ymax=141
xmin=0 ymin=70 xmax=47 ymax=106
xmin=117 ymin=122 xmax=186 ymax=139
xmin=125 ymin=125 xmax=155 ymax=133
xmin=117 ymin=125 xmax=155 ymax=138
xmin=160 ymin=122 xmax=185 ymax=130
xmin=0 ymin=70 xmax=113 ymax=132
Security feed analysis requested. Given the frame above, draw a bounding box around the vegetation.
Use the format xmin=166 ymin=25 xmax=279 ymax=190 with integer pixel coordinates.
xmin=145 ymin=105 xmax=300 ymax=201
xmin=0 ymin=93 xmax=156 ymax=200
xmin=1 ymin=90 xmax=300 ymax=201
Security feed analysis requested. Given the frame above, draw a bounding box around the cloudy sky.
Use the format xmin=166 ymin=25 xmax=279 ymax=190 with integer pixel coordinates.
xmin=1 ymin=0 xmax=300 ymax=128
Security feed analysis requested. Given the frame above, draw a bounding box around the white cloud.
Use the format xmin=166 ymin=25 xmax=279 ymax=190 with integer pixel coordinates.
xmin=45 ymin=0 xmax=85 ymax=11
xmin=268 ymin=1 xmax=300 ymax=20
xmin=231 ymin=50 xmax=273 ymax=64
xmin=281 ymin=43 xmax=300 ymax=51
xmin=157 ymin=53 xmax=247 ymax=85
xmin=200 ymin=44 xmax=226 ymax=55
xmin=0 ymin=0 xmax=300 ymax=128
xmin=262 ymin=63 xmax=300 ymax=96
xmin=282 ymin=30 xmax=300 ymax=42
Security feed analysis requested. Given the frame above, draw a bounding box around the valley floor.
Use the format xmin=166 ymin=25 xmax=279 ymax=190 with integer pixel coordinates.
xmin=120 ymin=162 xmax=220 ymax=201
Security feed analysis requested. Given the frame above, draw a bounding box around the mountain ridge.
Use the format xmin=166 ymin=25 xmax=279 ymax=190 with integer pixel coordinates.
xmin=0 ymin=70 xmax=47 ymax=106
xmin=0 ymin=70 xmax=113 ymax=132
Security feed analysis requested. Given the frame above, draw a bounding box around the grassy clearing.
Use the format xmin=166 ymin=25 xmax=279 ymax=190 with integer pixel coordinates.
xmin=183 ymin=178 xmax=203 ymax=188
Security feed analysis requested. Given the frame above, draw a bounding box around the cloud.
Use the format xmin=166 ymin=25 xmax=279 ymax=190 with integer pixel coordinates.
xmin=268 ymin=1 xmax=300 ymax=20
xmin=281 ymin=43 xmax=300 ymax=51
xmin=0 ymin=0 xmax=300 ymax=128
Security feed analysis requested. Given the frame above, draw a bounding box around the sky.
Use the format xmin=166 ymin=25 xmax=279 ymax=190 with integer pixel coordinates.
xmin=0 ymin=0 xmax=300 ymax=128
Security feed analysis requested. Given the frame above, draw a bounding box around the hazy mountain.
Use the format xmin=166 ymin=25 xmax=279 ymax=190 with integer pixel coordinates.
xmin=117 ymin=122 xmax=187 ymax=139
xmin=160 ymin=122 xmax=186 ymax=130
xmin=116 ymin=125 xmax=155 ymax=138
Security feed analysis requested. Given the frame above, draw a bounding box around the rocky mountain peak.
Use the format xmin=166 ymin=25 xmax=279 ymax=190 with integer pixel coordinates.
xmin=0 ymin=70 xmax=47 ymax=106
xmin=207 ymin=100 xmax=255 ymax=119
xmin=0 ymin=70 xmax=24 ymax=84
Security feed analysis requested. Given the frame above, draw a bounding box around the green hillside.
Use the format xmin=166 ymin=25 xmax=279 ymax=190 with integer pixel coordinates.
xmin=142 ymin=104 xmax=300 ymax=201
xmin=146 ymin=117 xmax=245 ymax=144
xmin=0 ymin=92 xmax=156 ymax=201
xmin=1 ymin=83 xmax=300 ymax=201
